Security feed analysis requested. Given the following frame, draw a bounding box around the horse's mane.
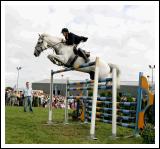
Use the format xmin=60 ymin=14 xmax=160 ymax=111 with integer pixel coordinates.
xmin=41 ymin=33 xmax=74 ymax=48
xmin=41 ymin=33 xmax=50 ymax=37
xmin=41 ymin=33 xmax=62 ymax=42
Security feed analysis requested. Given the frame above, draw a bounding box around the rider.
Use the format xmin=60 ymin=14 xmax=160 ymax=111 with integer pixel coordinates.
xmin=61 ymin=28 xmax=89 ymax=63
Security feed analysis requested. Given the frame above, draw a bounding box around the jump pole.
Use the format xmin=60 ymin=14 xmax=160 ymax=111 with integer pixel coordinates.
xmin=48 ymin=61 xmax=95 ymax=124
xmin=90 ymin=57 xmax=99 ymax=140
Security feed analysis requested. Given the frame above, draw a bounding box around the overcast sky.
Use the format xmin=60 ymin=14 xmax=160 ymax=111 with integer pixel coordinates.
xmin=4 ymin=2 xmax=157 ymax=88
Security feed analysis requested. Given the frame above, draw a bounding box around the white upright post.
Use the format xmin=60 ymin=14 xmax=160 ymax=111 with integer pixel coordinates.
xmin=112 ymin=68 xmax=117 ymax=137
xmin=48 ymin=70 xmax=53 ymax=124
xmin=90 ymin=57 xmax=99 ymax=140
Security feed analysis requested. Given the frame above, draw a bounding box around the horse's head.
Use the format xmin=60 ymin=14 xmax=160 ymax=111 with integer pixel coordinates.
xmin=34 ymin=34 xmax=48 ymax=57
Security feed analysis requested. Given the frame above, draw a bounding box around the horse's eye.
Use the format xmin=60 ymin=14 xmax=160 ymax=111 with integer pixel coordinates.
xmin=38 ymin=41 xmax=42 ymax=44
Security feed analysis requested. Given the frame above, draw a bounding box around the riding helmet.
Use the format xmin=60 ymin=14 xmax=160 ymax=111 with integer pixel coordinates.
xmin=61 ymin=28 xmax=69 ymax=33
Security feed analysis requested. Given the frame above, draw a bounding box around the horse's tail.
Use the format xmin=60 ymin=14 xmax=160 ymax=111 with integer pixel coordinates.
xmin=108 ymin=63 xmax=121 ymax=89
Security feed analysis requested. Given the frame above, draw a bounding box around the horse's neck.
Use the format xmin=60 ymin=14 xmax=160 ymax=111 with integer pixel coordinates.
xmin=43 ymin=35 xmax=62 ymax=54
xmin=43 ymin=34 xmax=72 ymax=51
xmin=44 ymin=36 xmax=74 ymax=58
xmin=45 ymin=35 xmax=62 ymax=47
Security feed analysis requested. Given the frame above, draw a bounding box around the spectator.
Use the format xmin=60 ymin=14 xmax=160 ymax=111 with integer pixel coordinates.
xmin=19 ymin=91 xmax=24 ymax=106
xmin=23 ymin=82 xmax=33 ymax=112
xmin=5 ymin=90 xmax=9 ymax=106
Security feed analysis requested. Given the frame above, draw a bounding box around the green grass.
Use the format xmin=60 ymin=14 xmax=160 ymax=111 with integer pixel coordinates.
xmin=5 ymin=106 xmax=143 ymax=144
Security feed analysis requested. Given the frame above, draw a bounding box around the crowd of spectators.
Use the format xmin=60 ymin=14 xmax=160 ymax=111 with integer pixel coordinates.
xmin=5 ymin=89 xmax=69 ymax=109
xmin=5 ymin=90 xmax=23 ymax=106
xmin=52 ymin=95 xmax=65 ymax=108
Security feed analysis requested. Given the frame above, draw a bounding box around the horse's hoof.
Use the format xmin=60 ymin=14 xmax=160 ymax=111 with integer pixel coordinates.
xmin=53 ymin=57 xmax=65 ymax=65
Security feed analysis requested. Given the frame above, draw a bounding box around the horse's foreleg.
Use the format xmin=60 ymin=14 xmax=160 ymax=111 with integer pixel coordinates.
xmin=47 ymin=54 xmax=57 ymax=65
xmin=47 ymin=54 xmax=65 ymax=66
xmin=53 ymin=55 xmax=66 ymax=64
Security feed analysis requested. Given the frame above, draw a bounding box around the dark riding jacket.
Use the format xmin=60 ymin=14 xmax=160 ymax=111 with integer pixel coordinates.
xmin=65 ymin=32 xmax=88 ymax=45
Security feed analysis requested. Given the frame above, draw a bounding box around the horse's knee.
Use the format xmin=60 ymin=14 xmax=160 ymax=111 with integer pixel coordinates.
xmin=47 ymin=54 xmax=53 ymax=59
xmin=48 ymin=55 xmax=54 ymax=60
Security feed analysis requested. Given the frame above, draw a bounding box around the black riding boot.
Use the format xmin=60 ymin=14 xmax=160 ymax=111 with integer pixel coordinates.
xmin=78 ymin=48 xmax=89 ymax=63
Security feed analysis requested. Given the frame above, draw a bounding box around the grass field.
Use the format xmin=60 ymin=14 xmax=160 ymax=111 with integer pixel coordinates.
xmin=5 ymin=106 xmax=143 ymax=144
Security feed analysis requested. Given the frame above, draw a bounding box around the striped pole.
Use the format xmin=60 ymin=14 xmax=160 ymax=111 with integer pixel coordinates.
xmin=84 ymin=79 xmax=89 ymax=123
xmin=90 ymin=57 xmax=99 ymax=139
xmin=67 ymin=78 xmax=112 ymax=85
xmin=67 ymin=85 xmax=112 ymax=91
xmin=52 ymin=61 xmax=95 ymax=75
xmin=135 ymin=72 xmax=143 ymax=135
xmin=112 ymin=68 xmax=117 ymax=138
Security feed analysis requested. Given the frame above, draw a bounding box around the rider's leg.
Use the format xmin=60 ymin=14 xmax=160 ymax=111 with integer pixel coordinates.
xmin=77 ymin=48 xmax=89 ymax=63
xmin=73 ymin=45 xmax=78 ymax=55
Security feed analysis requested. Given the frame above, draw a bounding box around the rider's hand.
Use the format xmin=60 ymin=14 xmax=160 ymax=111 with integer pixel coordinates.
xmin=81 ymin=37 xmax=88 ymax=42
xmin=73 ymin=44 xmax=77 ymax=48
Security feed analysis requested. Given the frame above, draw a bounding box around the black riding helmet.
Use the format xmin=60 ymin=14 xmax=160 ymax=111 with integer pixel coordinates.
xmin=61 ymin=28 xmax=69 ymax=33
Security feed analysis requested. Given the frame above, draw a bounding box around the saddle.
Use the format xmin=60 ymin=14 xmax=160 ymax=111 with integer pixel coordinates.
xmin=73 ymin=47 xmax=90 ymax=58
